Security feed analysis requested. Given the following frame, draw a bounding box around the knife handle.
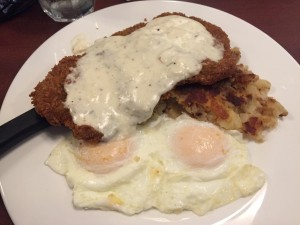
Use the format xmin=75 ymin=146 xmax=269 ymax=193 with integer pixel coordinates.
xmin=0 ymin=108 xmax=50 ymax=156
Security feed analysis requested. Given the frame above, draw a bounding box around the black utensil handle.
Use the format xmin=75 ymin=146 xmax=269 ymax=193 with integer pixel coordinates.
xmin=0 ymin=108 xmax=50 ymax=155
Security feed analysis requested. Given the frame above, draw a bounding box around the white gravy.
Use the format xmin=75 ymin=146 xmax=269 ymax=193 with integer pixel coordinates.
xmin=64 ymin=15 xmax=224 ymax=140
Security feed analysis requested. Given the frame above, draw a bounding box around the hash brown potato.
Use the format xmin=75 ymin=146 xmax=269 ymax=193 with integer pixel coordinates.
xmin=160 ymin=64 xmax=288 ymax=141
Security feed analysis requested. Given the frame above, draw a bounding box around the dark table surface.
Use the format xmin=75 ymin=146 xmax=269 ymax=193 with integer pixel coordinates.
xmin=0 ymin=0 xmax=299 ymax=224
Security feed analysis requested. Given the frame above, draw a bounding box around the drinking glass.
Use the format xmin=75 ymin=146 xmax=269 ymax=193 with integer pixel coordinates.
xmin=38 ymin=0 xmax=95 ymax=22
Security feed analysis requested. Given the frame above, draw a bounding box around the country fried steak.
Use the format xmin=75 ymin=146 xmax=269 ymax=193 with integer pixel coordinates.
xmin=30 ymin=12 xmax=287 ymax=143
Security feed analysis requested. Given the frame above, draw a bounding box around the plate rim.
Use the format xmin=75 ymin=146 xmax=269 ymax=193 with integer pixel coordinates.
xmin=1 ymin=1 xmax=300 ymax=225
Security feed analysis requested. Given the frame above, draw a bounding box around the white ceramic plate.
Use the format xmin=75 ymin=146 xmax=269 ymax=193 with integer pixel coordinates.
xmin=1 ymin=1 xmax=300 ymax=225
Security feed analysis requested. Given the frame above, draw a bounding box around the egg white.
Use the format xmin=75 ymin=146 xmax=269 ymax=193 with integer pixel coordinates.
xmin=46 ymin=114 xmax=265 ymax=215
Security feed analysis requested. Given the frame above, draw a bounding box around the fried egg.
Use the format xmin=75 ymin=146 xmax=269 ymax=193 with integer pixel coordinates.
xmin=46 ymin=114 xmax=265 ymax=216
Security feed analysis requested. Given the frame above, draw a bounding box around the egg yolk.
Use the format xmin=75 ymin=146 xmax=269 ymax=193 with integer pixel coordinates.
xmin=173 ymin=125 xmax=226 ymax=168
xmin=75 ymin=139 xmax=131 ymax=173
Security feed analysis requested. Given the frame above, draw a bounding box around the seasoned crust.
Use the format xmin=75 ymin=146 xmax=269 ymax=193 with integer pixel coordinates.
xmin=30 ymin=12 xmax=239 ymax=143
xmin=30 ymin=56 xmax=103 ymax=143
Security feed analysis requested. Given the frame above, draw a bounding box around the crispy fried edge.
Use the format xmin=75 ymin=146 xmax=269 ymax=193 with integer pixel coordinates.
xmin=30 ymin=12 xmax=241 ymax=143
xmin=30 ymin=56 xmax=103 ymax=143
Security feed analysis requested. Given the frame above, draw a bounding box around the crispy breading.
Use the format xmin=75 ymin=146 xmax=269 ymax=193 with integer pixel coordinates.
xmin=30 ymin=13 xmax=287 ymax=143
xmin=30 ymin=56 xmax=103 ymax=143
xmin=159 ymin=65 xmax=288 ymax=141
xmin=30 ymin=13 xmax=240 ymax=143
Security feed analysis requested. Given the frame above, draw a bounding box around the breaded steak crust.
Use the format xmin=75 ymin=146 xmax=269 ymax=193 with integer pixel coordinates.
xmin=30 ymin=13 xmax=287 ymax=143
xmin=30 ymin=56 xmax=103 ymax=143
